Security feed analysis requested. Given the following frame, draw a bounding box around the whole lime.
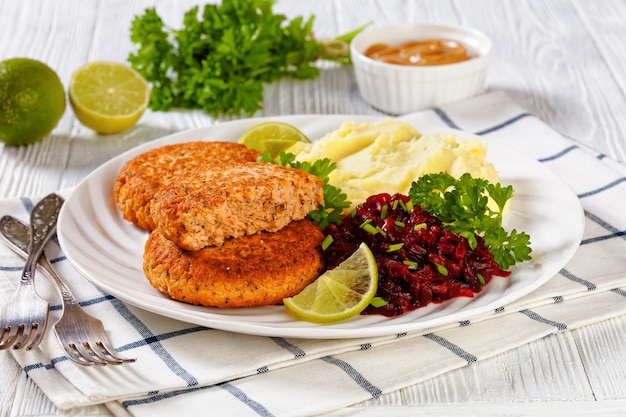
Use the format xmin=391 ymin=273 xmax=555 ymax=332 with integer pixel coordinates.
xmin=0 ymin=58 xmax=66 ymax=145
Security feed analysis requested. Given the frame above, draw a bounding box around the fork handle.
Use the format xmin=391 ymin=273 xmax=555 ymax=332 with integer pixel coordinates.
xmin=0 ymin=214 xmax=77 ymax=306
xmin=21 ymin=194 xmax=64 ymax=285
xmin=37 ymin=255 xmax=79 ymax=306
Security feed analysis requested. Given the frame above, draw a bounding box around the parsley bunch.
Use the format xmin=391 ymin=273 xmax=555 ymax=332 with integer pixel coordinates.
xmin=260 ymin=151 xmax=351 ymax=229
xmin=409 ymin=172 xmax=532 ymax=270
xmin=128 ymin=0 xmax=368 ymax=117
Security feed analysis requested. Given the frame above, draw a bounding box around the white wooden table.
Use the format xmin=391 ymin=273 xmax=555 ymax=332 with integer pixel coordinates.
xmin=1 ymin=1 xmax=625 ymax=416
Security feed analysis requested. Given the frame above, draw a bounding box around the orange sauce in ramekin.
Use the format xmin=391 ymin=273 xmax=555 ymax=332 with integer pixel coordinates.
xmin=364 ymin=39 xmax=475 ymax=66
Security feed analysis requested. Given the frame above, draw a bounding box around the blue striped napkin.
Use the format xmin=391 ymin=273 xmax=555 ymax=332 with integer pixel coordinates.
xmin=1 ymin=91 xmax=625 ymax=417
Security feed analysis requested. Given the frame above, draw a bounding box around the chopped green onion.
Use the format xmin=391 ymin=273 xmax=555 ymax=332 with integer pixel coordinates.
xmin=392 ymin=199 xmax=399 ymax=210
xmin=362 ymin=223 xmax=378 ymax=235
xmin=414 ymin=223 xmax=427 ymax=231
xmin=478 ymin=274 xmax=486 ymax=285
xmin=321 ymin=235 xmax=334 ymax=250
xmin=380 ymin=204 xmax=388 ymax=219
xmin=359 ymin=218 xmax=372 ymax=227
xmin=370 ymin=297 xmax=388 ymax=308
xmin=403 ymin=260 xmax=418 ymax=270
xmin=435 ymin=263 xmax=448 ymax=276
xmin=387 ymin=243 xmax=404 ymax=252
xmin=375 ymin=226 xmax=386 ymax=237
xmin=405 ymin=200 xmax=414 ymax=212
xmin=398 ymin=199 xmax=408 ymax=212
xmin=394 ymin=220 xmax=405 ymax=228
xmin=464 ymin=231 xmax=478 ymax=250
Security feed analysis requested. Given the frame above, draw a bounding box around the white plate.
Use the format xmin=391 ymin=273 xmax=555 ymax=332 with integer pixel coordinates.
xmin=57 ymin=115 xmax=584 ymax=339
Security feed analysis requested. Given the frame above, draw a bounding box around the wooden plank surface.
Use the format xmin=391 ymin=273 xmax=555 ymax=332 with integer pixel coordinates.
xmin=1 ymin=0 xmax=625 ymax=416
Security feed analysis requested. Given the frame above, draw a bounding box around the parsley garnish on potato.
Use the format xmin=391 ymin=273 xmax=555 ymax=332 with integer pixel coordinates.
xmin=128 ymin=0 xmax=368 ymax=117
xmin=409 ymin=172 xmax=532 ymax=270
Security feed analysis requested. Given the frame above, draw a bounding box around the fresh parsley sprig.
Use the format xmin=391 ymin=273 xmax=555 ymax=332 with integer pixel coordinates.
xmin=260 ymin=151 xmax=351 ymax=229
xmin=408 ymin=172 xmax=532 ymax=270
xmin=128 ymin=0 xmax=369 ymax=117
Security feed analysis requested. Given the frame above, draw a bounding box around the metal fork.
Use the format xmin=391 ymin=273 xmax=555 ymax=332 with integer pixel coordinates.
xmin=0 ymin=194 xmax=62 ymax=350
xmin=0 ymin=215 xmax=136 ymax=366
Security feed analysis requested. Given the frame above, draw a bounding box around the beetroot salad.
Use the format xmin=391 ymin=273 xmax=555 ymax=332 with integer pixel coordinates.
xmin=323 ymin=192 xmax=512 ymax=317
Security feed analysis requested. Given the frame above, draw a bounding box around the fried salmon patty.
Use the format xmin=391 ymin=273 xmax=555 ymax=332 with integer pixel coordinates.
xmin=143 ymin=220 xmax=325 ymax=308
xmin=114 ymin=141 xmax=261 ymax=231
xmin=151 ymin=162 xmax=325 ymax=251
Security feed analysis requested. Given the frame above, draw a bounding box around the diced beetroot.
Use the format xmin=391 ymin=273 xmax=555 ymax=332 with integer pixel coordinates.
xmin=324 ymin=193 xmax=511 ymax=317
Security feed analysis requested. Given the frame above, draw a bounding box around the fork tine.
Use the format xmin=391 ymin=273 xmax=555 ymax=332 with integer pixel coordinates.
xmin=0 ymin=325 xmax=24 ymax=350
xmin=65 ymin=343 xmax=108 ymax=366
xmin=0 ymin=326 xmax=12 ymax=346
xmin=24 ymin=321 xmax=47 ymax=351
xmin=62 ymin=345 xmax=101 ymax=366
xmin=12 ymin=323 xmax=39 ymax=350
xmin=64 ymin=341 xmax=135 ymax=366
xmin=0 ymin=327 xmax=12 ymax=349
xmin=95 ymin=341 xmax=136 ymax=364
xmin=83 ymin=342 xmax=128 ymax=365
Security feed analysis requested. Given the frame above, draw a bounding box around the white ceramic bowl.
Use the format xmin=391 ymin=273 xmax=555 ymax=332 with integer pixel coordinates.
xmin=350 ymin=23 xmax=492 ymax=114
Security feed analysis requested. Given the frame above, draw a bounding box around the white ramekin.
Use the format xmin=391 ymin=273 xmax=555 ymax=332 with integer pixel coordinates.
xmin=350 ymin=23 xmax=493 ymax=114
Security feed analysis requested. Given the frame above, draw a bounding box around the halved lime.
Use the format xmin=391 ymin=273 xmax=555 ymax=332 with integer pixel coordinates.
xmin=238 ymin=121 xmax=311 ymax=158
xmin=283 ymin=242 xmax=378 ymax=324
xmin=69 ymin=61 xmax=149 ymax=134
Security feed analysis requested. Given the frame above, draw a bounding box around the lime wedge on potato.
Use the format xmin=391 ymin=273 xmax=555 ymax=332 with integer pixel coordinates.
xmin=239 ymin=121 xmax=310 ymax=158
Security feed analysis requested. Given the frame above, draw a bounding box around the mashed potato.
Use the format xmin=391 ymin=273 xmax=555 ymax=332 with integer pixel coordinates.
xmin=296 ymin=119 xmax=499 ymax=206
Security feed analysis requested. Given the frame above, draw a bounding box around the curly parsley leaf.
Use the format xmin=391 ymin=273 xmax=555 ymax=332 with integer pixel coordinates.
xmin=260 ymin=151 xmax=351 ymax=229
xmin=409 ymin=172 xmax=532 ymax=270
xmin=128 ymin=0 xmax=368 ymax=117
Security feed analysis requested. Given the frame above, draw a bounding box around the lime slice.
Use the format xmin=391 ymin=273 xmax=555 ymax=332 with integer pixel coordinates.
xmin=283 ymin=242 xmax=378 ymax=323
xmin=69 ymin=61 xmax=150 ymax=134
xmin=238 ymin=121 xmax=311 ymax=158
xmin=284 ymin=140 xmax=312 ymax=155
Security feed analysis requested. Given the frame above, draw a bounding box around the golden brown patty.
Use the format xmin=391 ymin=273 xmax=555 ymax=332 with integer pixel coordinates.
xmin=114 ymin=141 xmax=261 ymax=231
xmin=143 ymin=220 xmax=325 ymax=308
xmin=151 ymin=162 xmax=325 ymax=251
